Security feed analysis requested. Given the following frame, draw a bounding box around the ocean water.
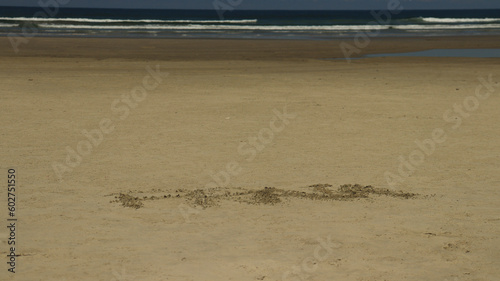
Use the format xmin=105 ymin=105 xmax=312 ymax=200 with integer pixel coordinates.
xmin=1 ymin=7 xmax=500 ymax=40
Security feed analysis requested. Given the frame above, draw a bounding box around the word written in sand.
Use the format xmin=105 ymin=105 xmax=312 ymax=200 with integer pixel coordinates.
xmin=7 ymin=168 xmax=18 ymax=273
xmin=109 ymin=184 xmax=418 ymax=210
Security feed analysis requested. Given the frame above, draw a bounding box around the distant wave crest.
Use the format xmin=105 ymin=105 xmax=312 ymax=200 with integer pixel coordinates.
xmin=1 ymin=14 xmax=500 ymax=38
xmin=420 ymin=17 xmax=500 ymax=23
xmin=35 ymin=23 xmax=500 ymax=31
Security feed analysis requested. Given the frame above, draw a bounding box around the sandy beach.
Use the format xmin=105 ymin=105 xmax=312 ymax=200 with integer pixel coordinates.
xmin=1 ymin=36 xmax=499 ymax=281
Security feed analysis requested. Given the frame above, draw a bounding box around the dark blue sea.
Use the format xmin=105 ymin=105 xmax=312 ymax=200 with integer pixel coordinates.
xmin=1 ymin=7 xmax=500 ymax=40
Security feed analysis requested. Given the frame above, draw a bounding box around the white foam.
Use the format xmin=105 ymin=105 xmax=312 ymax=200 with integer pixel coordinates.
xmin=395 ymin=24 xmax=500 ymax=30
xmin=36 ymin=23 xmax=500 ymax=32
xmin=38 ymin=23 xmax=387 ymax=31
xmin=421 ymin=17 xmax=500 ymax=23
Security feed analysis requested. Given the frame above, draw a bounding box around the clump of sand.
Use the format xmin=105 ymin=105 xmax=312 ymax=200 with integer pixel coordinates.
xmin=111 ymin=193 xmax=144 ymax=209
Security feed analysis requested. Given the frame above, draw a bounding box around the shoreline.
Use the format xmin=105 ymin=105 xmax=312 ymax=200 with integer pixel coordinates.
xmin=2 ymin=35 xmax=500 ymax=61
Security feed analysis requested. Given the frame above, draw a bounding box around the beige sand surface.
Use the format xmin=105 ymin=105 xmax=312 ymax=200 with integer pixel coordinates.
xmin=1 ymin=37 xmax=499 ymax=281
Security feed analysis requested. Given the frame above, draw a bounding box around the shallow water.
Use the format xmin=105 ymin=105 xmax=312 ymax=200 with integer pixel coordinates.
xmin=364 ymin=48 xmax=500 ymax=58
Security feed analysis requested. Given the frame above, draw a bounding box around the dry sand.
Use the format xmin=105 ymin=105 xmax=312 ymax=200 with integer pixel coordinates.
xmin=1 ymin=36 xmax=500 ymax=281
